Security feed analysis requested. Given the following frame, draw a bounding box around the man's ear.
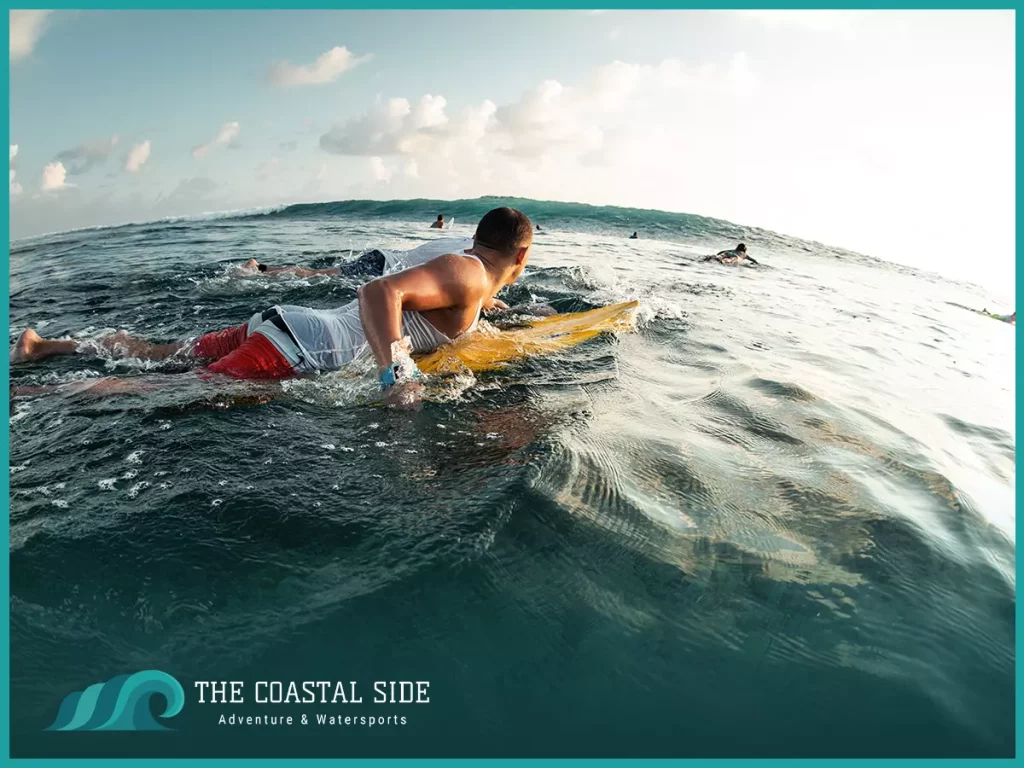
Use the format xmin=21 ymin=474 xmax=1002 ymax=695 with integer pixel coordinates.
xmin=515 ymin=246 xmax=529 ymax=265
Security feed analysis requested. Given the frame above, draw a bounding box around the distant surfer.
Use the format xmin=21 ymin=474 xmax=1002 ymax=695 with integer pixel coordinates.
xmin=239 ymin=249 xmax=387 ymax=278
xmin=629 ymin=232 xmax=638 ymax=239
xmin=983 ymin=308 xmax=1016 ymax=324
xmin=12 ymin=208 xmax=535 ymax=404
xmin=430 ymin=214 xmax=445 ymax=229
xmin=703 ymin=243 xmax=759 ymax=266
xmin=536 ymin=224 xmax=542 ymax=232
xmin=946 ymin=302 xmax=1015 ymax=325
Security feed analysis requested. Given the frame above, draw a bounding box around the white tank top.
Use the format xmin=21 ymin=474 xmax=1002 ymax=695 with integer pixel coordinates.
xmin=269 ymin=247 xmax=485 ymax=373
xmin=383 ymin=237 xmax=474 ymax=276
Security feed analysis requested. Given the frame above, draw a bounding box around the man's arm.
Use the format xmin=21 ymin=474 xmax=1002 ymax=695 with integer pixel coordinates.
xmin=261 ymin=265 xmax=339 ymax=277
xmin=357 ymin=254 xmax=481 ymax=369
xmin=284 ymin=266 xmax=340 ymax=277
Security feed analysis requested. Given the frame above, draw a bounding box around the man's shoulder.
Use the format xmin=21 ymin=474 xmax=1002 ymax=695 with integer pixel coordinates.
xmin=429 ymin=253 xmax=487 ymax=299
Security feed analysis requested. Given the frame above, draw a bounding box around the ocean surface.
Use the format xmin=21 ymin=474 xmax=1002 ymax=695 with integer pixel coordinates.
xmin=8 ymin=196 xmax=1015 ymax=757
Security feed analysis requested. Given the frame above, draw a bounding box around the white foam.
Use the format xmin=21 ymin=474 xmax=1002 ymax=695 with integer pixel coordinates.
xmin=128 ymin=481 xmax=151 ymax=499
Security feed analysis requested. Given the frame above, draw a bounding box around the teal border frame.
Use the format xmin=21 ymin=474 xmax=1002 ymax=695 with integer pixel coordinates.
xmin=3 ymin=2 xmax=1018 ymax=765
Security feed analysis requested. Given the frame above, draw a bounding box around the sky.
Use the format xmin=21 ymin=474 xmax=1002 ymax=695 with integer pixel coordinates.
xmin=8 ymin=10 xmax=1016 ymax=291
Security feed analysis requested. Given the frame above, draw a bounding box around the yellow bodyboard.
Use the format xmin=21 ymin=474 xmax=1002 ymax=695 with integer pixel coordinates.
xmin=415 ymin=300 xmax=639 ymax=375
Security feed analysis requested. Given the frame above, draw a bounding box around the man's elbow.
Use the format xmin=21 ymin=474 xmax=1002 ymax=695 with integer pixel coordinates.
xmin=358 ymin=278 xmax=397 ymax=308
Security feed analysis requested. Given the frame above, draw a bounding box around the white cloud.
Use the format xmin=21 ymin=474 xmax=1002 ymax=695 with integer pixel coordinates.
xmin=320 ymin=97 xmax=414 ymax=155
xmin=192 ymin=122 xmax=241 ymax=158
xmin=41 ymin=161 xmax=68 ymax=191
xmin=320 ymin=93 xmax=499 ymax=161
xmin=124 ymin=140 xmax=151 ymax=173
xmin=9 ymin=144 xmax=21 ymax=196
xmin=310 ymin=53 xmax=780 ymax=237
xmin=317 ymin=56 xmax=758 ymax=184
xmin=56 ymin=134 xmax=120 ymax=175
xmin=409 ymin=94 xmax=448 ymax=130
xmin=369 ymin=156 xmax=391 ymax=182
xmin=268 ymin=46 xmax=372 ymax=87
xmin=10 ymin=10 xmax=52 ymax=62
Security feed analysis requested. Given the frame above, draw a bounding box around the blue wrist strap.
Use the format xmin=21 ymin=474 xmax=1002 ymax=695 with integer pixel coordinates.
xmin=380 ymin=364 xmax=399 ymax=389
xmin=380 ymin=362 xmax=422 ymax=390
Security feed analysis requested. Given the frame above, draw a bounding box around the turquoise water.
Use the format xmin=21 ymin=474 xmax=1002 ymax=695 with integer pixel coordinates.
xmin=9 ymin=197 xmax=1015 ymax=757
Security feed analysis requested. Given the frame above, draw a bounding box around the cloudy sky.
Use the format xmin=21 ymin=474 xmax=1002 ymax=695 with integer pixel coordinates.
xmin=9 ymin=10 xmax=1015 ymax=290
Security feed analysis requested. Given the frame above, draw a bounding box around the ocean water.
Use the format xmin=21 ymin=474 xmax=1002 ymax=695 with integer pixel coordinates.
xmin=8 ymin=197 xmax=1015 ymax=757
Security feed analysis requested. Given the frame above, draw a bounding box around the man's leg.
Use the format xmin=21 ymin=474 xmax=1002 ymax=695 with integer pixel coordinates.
xmin=205 ymin=330 xmax=295 ymax=379
xmin=192 ymin=323 xmax=251 ymax=361
xmin=10 ymin=328 xmax=189 ymax=364
xmin=11 ymin=321 xmax=251 ymax=365
xmin=10 ymin=330 xmax=77 ymax=363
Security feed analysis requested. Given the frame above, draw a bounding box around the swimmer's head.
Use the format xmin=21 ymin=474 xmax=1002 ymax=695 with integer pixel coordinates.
xmin=257 ymin=263 xmax=268 ymax=273
xmin=736 ymin=243 xmax=747 ymax=253
xmin=437 ymin=214 xmax=444 ymax=222
xmin=474 ymin=207 xmax=534 ymax=281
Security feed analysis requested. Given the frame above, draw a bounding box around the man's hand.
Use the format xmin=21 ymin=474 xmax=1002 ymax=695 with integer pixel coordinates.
xmin=482 ymin=297 xmax=509 ymax=313
xmin=383 ymin=380 xmax=424 ymax=410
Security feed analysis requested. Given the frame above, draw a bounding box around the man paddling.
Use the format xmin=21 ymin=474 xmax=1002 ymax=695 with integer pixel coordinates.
xmin=12 ymin=208 xmax=533 ymax=399
xmin=238 ymin=249 xmax=387 ymax=278
xmin=703 ymin=243 xmax=759 ymax=265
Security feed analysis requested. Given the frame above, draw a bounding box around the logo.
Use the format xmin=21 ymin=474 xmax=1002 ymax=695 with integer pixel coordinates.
xmin=46 ymin=670 xmax=185 ymax=732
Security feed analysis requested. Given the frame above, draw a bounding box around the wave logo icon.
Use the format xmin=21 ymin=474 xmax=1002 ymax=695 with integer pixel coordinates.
xmin=46 ymin=670 xmax=185 ymax=731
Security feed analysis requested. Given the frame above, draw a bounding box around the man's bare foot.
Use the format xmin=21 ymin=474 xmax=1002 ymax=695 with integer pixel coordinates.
xmin=10 ymin=329 xmax=43 ymax=364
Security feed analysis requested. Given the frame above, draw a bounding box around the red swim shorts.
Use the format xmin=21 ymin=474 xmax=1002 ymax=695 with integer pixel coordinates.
xmin=193 ymin=325 xmax=294 ymax=379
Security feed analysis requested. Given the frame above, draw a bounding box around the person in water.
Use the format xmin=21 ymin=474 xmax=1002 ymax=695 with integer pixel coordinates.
xmin=11 ymin=208 xmax=534 ymax=400
xmin=629 ymin=232 xmax=638 ymax=239
xmin=703 ymin=243 xmax=759 ymax=265
xmin=984 ymin=309 xmax=1016 ymax=324
xmin=536 ymin=224 xmax=542 ymax=232
xmin=430 ymin=214 xmax=445 ymax=229
xmin=239 ymin=249 xmax=387 ymax=278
